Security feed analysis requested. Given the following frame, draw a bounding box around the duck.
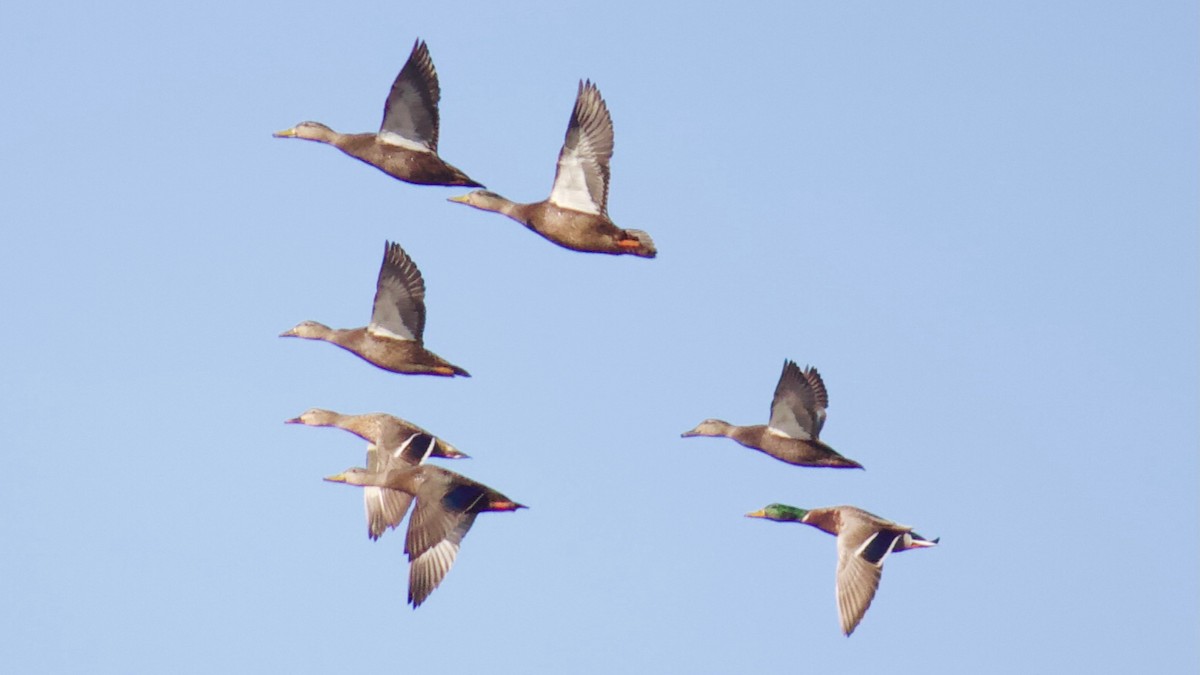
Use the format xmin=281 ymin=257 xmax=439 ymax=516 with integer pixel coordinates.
xmin=273 ymin=39 xmax=483 ymax=188
xmin=285 ymin=408 xmax=468 ymax=539
xmin=746 ymin=503 xmax=939 ymax=636
xmin=681 ymin=360 xmax=862 ymax=468
xmin=448 ymin=80 xmax=656 ymax=258
xmin=325 ymin=434 xmax=525 ymax=607
xmin=279 ymin=241 xmax=469 ymax=377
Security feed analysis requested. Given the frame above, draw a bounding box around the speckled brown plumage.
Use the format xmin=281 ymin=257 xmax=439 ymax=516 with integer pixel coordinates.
xmin=747 ymin=504 xmax=938 ymax=636
xmin=682 ymin=360 xmax=861 ymax=468
xmin=326 ymin=447 xmax=525 ymax=607
xmin=279 ymin=241 xmax=468 ymax=377
xmin=285 ymin=408 xmax=468 ymax=539
xmin=448 ymin=81 xmax=655 ymax=258
xmin=274 ymin=39 xmax=482 ymax=187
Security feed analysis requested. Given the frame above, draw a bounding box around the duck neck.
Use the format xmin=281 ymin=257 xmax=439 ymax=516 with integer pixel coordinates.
xmin=336 ymin=415 xmax=381 ymax=443
xmin=486 ymin=194 xmax=524 ymax=219
xmin=726 ymin=423 xmax=763 ymax=445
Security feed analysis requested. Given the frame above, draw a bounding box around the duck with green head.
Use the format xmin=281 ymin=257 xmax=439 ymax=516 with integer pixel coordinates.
xmin=285 ymin=408 xmax=468 ymax=540
xmin=448 ymin=81 xmax=656 ymax=258
xmin=273 ymin=39 xmax=482 ymax=188
xmin=682 ymin=360 xmax=862 ymax=468
xmin=747 ymin=503 xmax=939 ymax=636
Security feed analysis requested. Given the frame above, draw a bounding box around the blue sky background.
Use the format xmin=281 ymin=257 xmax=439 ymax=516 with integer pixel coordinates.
xmin=1 ymin=1 xmax=1196 ymax=672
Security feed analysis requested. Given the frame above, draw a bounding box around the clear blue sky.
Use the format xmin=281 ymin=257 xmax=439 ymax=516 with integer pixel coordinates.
xmin=1 ymin=1 xmax=1196 ymax=672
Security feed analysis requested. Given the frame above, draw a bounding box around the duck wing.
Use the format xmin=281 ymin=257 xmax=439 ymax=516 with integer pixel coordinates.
xmin=368 ymin=241 xmax=426 ymax=342
xmin=362 ymin=433 xmax=439 ymax=540
xmin=378 ymin=39 xmax=440 ymax=153
xmin=403 ymin=467 xmax=493 ymax=606
xmin=767 ymin=360 xmax=828 ymax=439
xmin=548 ymin=80 xmax=613 ymax=216
xmin=834 ymin=512 xmax=907 ymax=635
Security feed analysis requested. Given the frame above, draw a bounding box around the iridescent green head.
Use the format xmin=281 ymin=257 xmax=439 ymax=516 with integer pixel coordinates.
xmin=745 ymin=503 xmax=809 ymax=522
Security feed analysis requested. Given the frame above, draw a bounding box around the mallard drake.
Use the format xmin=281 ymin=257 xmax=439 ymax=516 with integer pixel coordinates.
xmin=279 ymin=241 xmax=469 ymax=377
xmin=746 ymin=504 xmax=938 ymax=636
xmin=325 ymin=435 xmax=525 ymax=607
xmin=274 ymin=39 xmax=482 ymax=188
xmin=285 ymin=408 xmax=468 ymax=539
xmin=681 ymin=360 xmax=861 ymax=468
xmin=448 ymin=81 xmax=656 ymax=258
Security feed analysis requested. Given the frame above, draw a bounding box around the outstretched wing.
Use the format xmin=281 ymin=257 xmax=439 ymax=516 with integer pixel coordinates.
xmin=767 ymin=361 xmax=829 ymax=439
xmin=368 ymin=241 xmax=426 ymax=343
xmin=407 ymin=508 xmax=477 ymax=607
xmin=363 ymin=485 xmax=414 ymax=541
xmin=835 ymin=521 xmax=904 ymax=635
xmin=362 ymin=434 xmax=438 ymax=540
xmin=548 ymin=80 xmax=613 ymax=216
xmin=378 ymin=39 xmax=440 ymax=153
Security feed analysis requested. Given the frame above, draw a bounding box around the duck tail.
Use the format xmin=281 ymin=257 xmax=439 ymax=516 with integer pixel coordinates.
xmin=620 ymin=229 xmax=657 ymax=258
xmin=447 ymin=164 xmax=484 ymax=188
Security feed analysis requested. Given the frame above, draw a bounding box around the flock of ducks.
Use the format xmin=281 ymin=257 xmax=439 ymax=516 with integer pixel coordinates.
xmin=275 ymin=39 xmax=936 ymax=635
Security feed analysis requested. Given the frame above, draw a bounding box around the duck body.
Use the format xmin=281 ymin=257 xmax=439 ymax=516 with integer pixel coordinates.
xmin=448 ymin=81 xmax=656 ymax=258
xmin=452 ymin=192 xmax=656 ymax=257
xmin=682 ymin=361 xmax=862 ymax=468
xmin=273 ymin=39 xmax=483 ymax=188
xmin=326 ymin=458 xmax=525 ymax=607
xmin=284 ymin=408 xmax=466 ymax=458
xmin=282 ymin=125 xmax=482 ymax=187
xmin=279 ymin=241 xmax=469 ymax=377
xmin=287 ymin=408 xmax=468 ymax=539
xmin=280 ymin=323 xmax=469 ymax=377
xmin=747 ymin=503 xmax=938 ymax=636
xmin=798 ymin=506 xmax=937 ymax=554
xmin=684 ymin=420 xmax=862 ymax=468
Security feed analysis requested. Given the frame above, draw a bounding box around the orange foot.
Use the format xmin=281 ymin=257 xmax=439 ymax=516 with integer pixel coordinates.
xmin=433 ymin=366 xmax=457 ymax=376
xmin=616 ymin=238 xmax=642 ymax=249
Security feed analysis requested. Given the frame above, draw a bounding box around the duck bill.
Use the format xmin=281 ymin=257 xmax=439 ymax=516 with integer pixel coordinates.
xmin=446 ymin=194 xmax=470 ymax=204
xmin=745 ymin=509 xmax=768 ymax=519
xmin=323 ymin=473 xmax=348 ymax=484
xmin=284 ymin=417 xmax=302 ymax=424
xmin=273 ymin=127 xmax=299 ymax=138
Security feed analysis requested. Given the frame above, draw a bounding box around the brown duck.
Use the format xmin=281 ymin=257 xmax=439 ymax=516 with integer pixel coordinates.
xmin=326 ymin=434 xmax=525 ymax=607
xmin=682 ymin=360 xmax=862 ymax=468
xmin=274 ymin=39 xmax=482 ymax=188
xmin=279 ymin=241 xmax=469 ymax=377
xmin=746 ymin=503 xmax=938 ymax=635
xmin=448 ymin=81 xmax=656 ymax=258
xmin=285 ymin=408 xmax=468 ymax=539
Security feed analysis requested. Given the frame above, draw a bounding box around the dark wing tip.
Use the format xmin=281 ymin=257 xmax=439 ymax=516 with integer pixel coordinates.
xmin=776 ymin=359 xmax=806 ymax=391
xmin=803 ymin=365 xmax=829 ymax=410
xmin=408 ymin=38 xmax=433 ymax=70
xmin=381 ymin=239 xmax=424 ymax=283
xmin=569 ymin=79 xmax=610 ymax=130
